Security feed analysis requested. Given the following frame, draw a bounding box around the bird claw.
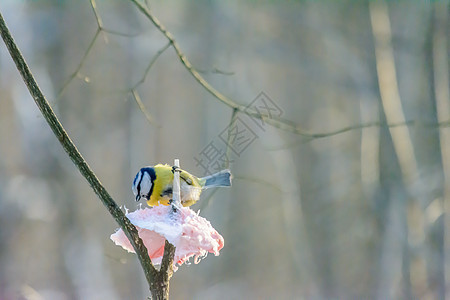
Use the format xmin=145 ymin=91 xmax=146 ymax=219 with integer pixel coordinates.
xmin=169 ymin=199 xmax=178 ymax=213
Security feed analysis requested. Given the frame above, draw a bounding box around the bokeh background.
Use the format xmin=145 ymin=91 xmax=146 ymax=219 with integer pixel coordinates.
xmin=0 ymin=0 xmax=449 ymax=299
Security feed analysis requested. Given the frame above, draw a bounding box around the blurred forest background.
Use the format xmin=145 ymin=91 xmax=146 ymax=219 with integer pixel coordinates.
xmin=0 ymin=0 xmax=449 ymax=299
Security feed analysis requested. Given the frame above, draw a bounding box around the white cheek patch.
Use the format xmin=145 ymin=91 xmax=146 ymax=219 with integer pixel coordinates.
xmin=132 ymin=171 xmax=142 ymax=196
xmin=140 ymin=172 xmax=153 ymax=198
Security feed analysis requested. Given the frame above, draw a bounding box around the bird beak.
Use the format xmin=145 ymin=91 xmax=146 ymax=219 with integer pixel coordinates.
xmin=135 ymin=195 xmax=141 ymax=202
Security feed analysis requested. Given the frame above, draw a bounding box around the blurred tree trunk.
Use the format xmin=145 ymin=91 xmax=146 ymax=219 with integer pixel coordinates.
xmin=431 ymin=3 xmax=449 ymax=299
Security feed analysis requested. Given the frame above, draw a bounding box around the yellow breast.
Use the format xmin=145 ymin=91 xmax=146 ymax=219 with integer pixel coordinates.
xmin=148 ymin=164 xmax=173 ymax=206
xmin=146 ymin=164 xmax=203 ymax=207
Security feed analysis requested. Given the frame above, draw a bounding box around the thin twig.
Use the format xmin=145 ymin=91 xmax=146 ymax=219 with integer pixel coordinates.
xmin=90 ymin=0 xmax=103 ymax=28
xmin=299 ymin=119 xmax=449 ymax=139
xmin=125 ymin=42 xmax=171 ymax=128
xmin=133 ymin=41 xmax=171 ymax=89
xmin=0 ymin=9 xmax=159 ymax=291
xmin=56 ymin=0 xmax=139 ymax=101
xmin=129 ymin=0 xmax=243 ymax=111
xmin=91 ymin=0 xmax=140 ymax=37
xmin=195 ymin=67 xmax=235 ymax=76
xmin=94 ymin=0 xmax=161 ymax=127
xmin=101 ymin=27 xmax=140 ymax=37
xmin=131 ymin=89 xmax=160 ymax=126
xmin=56 ymin=28 xmax=100 ymax=101
xmin=128 ymin=0 xmax=450 ymax=139
xmin=127 ymin=41 xmax=171 ymax=127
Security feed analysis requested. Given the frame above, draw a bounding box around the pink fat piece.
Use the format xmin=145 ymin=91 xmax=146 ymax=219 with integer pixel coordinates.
xmin=110 ymin=206 xmax=224 ymax=269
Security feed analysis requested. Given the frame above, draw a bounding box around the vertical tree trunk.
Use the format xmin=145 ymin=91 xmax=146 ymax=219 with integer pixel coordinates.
xmin=150 ymin=278 xmax=170 ymax=300
xmin=432 ymin=3 xmax=449 ymax=299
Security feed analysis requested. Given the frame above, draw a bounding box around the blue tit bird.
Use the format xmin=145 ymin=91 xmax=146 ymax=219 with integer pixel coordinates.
xmin=132 ymin=164 xmax=232 ymax=207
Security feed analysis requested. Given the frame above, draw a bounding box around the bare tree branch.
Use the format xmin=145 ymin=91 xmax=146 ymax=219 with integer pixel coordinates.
xmin=129 ymin=0 xmax=450 ymax=139
xmin=56 ymin=28 xmax=100 ymax=101
xmin=370 ymin=1 xmax=418 ymax=184
xmin=127 ymin=41 xmax=171 ymax=127
xmin=131 ymin=88 xmax=160 ymax=127
xmin=90 ymin=0 xmax=103 ymax=28
xmin=90 ymin=0 xmax=140 ymax=37
xmin=195 ymin=67 xmax=235 ymax=76
xmin=132 ymin=41 xmax=171 ymax=89
xmin=128 ymin=0 xmax=249 ymax=108
xmin=0 ymin=9 xmax=160 ymax=294
xmin=56 ymin=0 xmax=139 ymax=101
xmin=432 ymin=2 xmax=450 ymax=297
xmin=128 ymin=0 xmax=307 ymax=131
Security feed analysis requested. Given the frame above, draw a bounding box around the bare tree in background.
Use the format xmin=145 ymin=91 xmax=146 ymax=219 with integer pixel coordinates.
xmin=0 ymin=1 xmax=449 ymax=299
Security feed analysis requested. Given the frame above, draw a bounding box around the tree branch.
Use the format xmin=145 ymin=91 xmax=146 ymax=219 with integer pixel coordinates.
xmin=128 ymin=0 xmax=450 ymax=139
xmin=148 ymin=240 xmax=175 ymax=299
xmin=131 ymin=88 xmax=160 ymax=127
xmin=132 ymin=41 xmax=171 ymax=90
xmin=90 ymin=0 xmax=140 ymax=37
xmin=0 ymin=9 xmax=159 ymax=292
xmin=128 ymin=0 xmax=304 ymax=131
xmin=56 ymin=28 xmax=100 ymax=101
xmin=56 ymin=0 xmax=139 ymax=102
xmin=128 ymin=41 xmax=171 ymax=127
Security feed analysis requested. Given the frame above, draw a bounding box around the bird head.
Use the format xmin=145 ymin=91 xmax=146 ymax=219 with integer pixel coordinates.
xmin=132 ymin=167 xmax=156 ymax=202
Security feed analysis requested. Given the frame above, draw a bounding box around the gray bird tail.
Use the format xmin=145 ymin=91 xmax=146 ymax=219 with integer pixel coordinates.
xmin=201 ymin=169 xmax=232 ymax=188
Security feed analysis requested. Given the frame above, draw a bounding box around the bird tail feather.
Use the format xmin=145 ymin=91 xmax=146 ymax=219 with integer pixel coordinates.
xmin=201 ymin=170 xmax=232 ymax=188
